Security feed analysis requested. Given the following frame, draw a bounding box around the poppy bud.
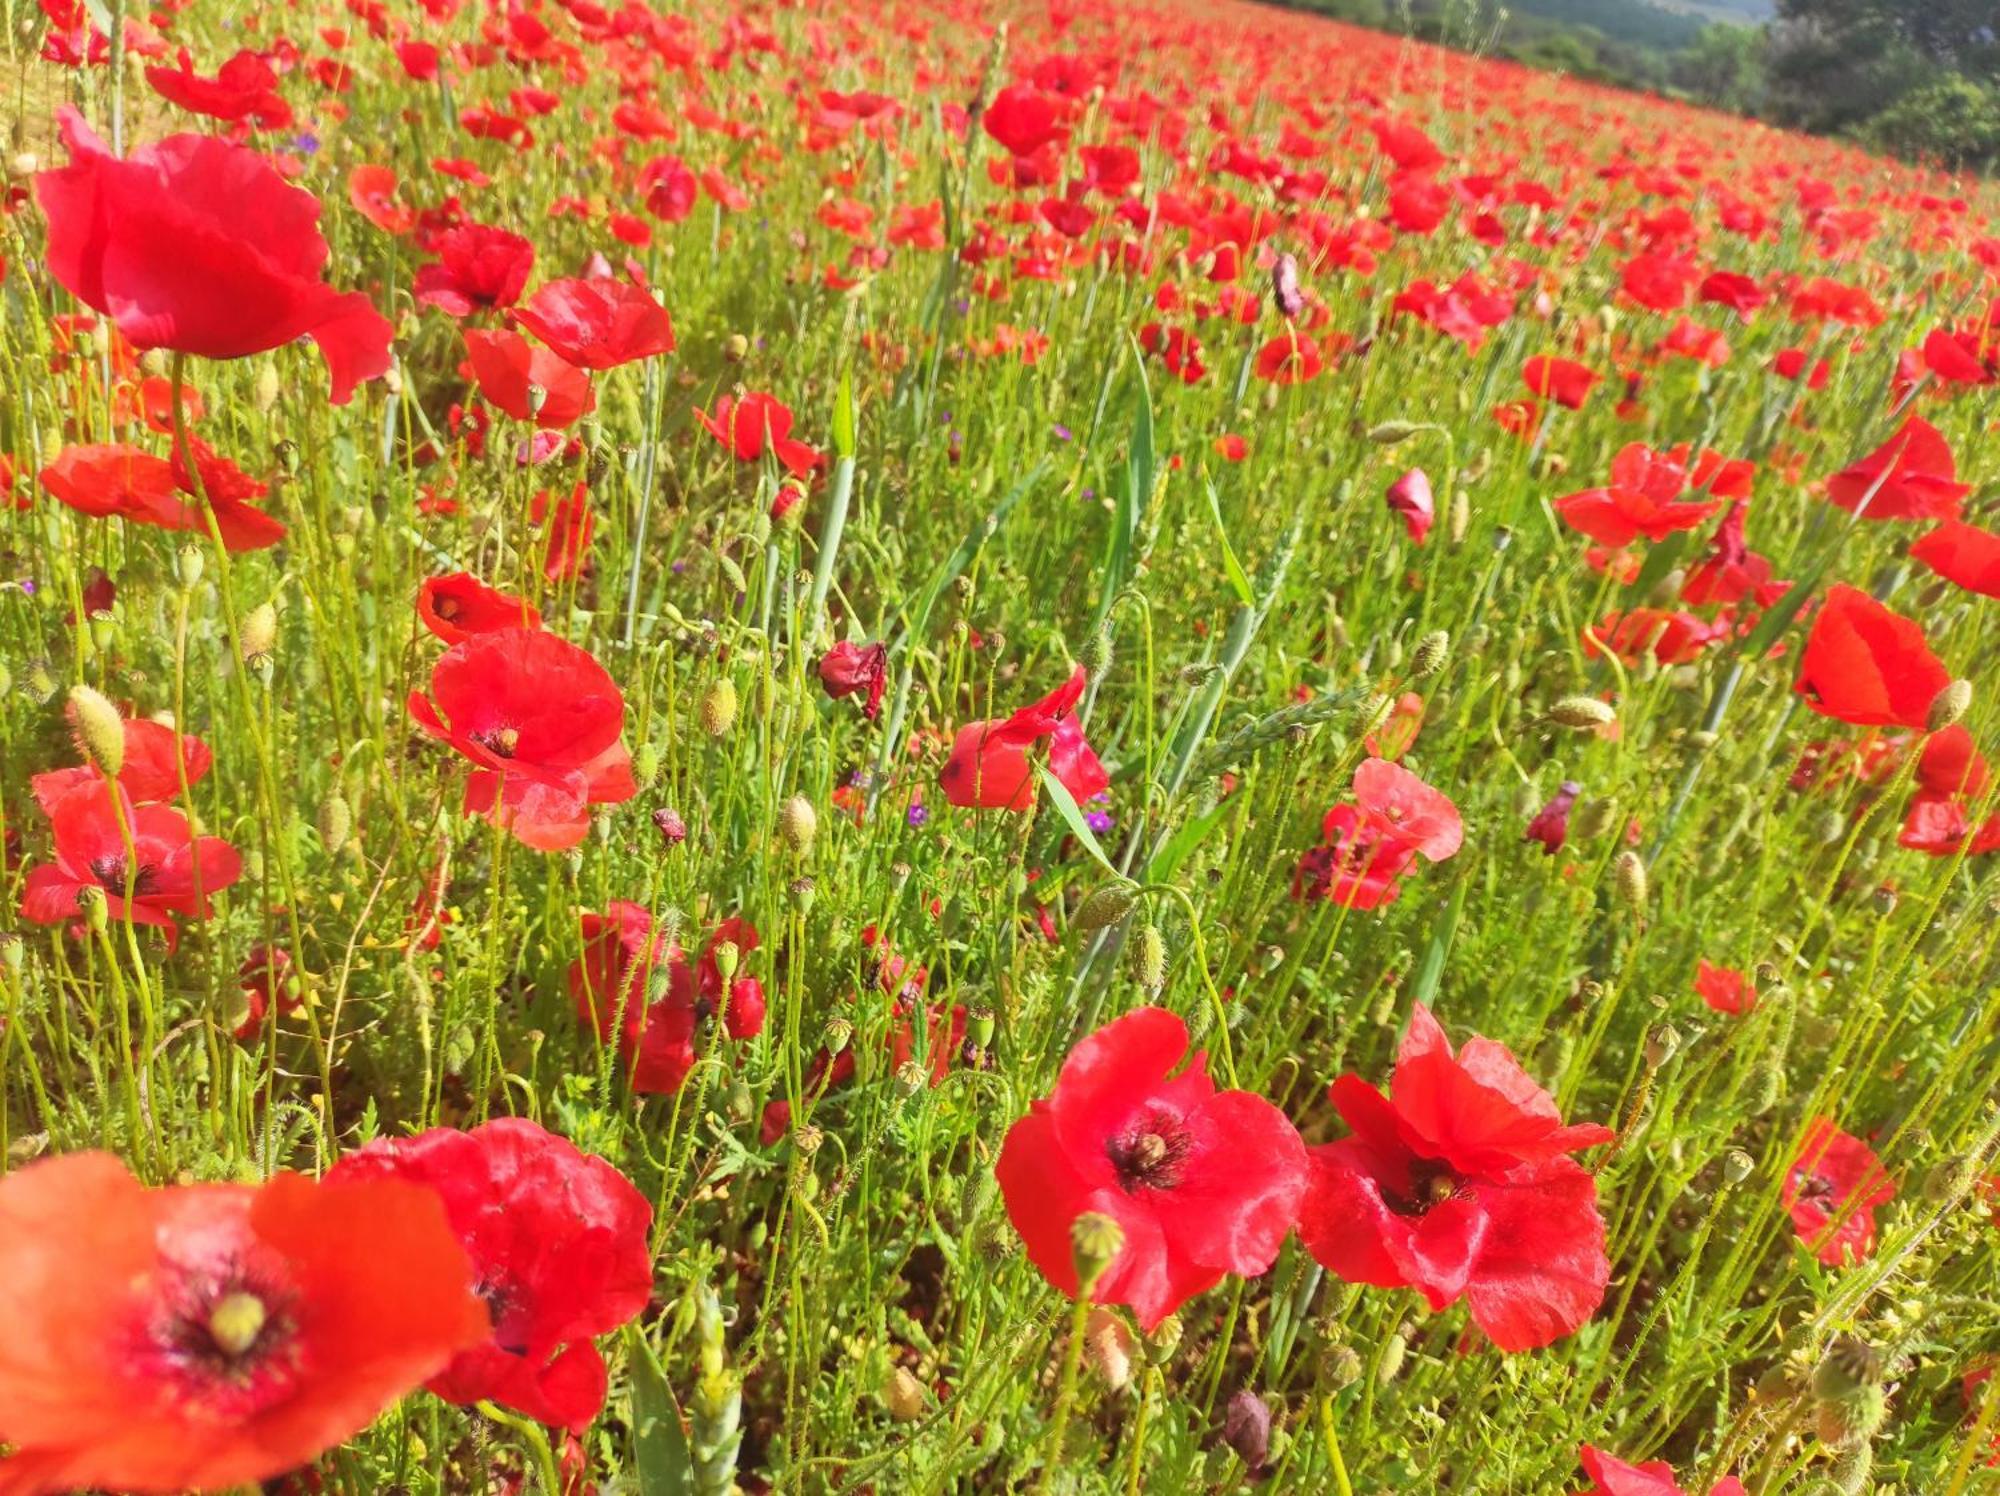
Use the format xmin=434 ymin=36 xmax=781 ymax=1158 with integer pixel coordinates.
xmin=240 ymin=602 xmax=278 ymax=665
xmin=1813 ymin=1335 xmax=1882 ymax=1403
xmin=884 ymin=1366 xmax=926 ymax=1422
xmin=1410 ymin=630 xmax=1449 ymax=679
xmin=822 ymin=1016 xmax=853 ymax=1054
xmin=177 ymin=546 xmax=205 ymax=590
xmin=1612 ymin=850 xmax=1648 ymax=908
xmin=65 ymin=685 xmax=124 ymax=777
xmin=779 ymin=795 xmax=818 ymax=855
xmin=1448 ymin=488 xmax=1470 ymax=545
xmin=633 ymin=743 xmax=661 ymax=789
xmin=1081 ymin=626 xmax=1114 ymax=685
xmin=1074 ymin=883 xmax=1138 ymax=932
xmin=654 ymin=807 xmax=688 ymax=845
xmin=254 ymin=362 xmax=281 ymax=413
xmin=1131 ymin=922 xmax=1167 ymax=993
xmin=1549 ymin=694 xmax=1616 ymax=729
xmin=1366 ymin=420 xmax=1421 ymax=445
xmin=1085 ymin=1309 xmax=1134 ymax=1390
xmin=1643 ymin=1022 xmax=1680 ymax=1068
xmin=1221 ymin=1390 xmax=1272 ymax=1472
xmin=1318 ymin=1341 xmax=1364 ymax=1389
xmin=78 ymin=884 xmax=109 ymax=935
xmin=1927 ymin=678 xmax=1971 ymax=732
xmin=723 ymin=333 xmax=749 ymax=363
xmin=1375 ymin=1328 xmax=1408 ymax=1384
xmin=1721 ymin=1149 xmax=1755 ymax=1184
xmin=317 ymin=792 xmax=351 ymax=855
xmin=1069 ymin=1211 xmax=1125 ymax=1296
xmin=967 ymin=1008 xmax=994 ymax=1048
xmin=1146 ymin=1313 xmax=1184 ymax=1366
xmin=700 ymin=677 xmax=738 ymax=737
xmin=1270 ymin=252 xmax=1305 ymax=320
xmin=960 ymin=1168 xmax=996 ymax=1227
xmin=788 ymin=876 xmax=816 ymax=913
xmin=0 ymin=934 xmax=20 ymax=981
xmin=1816 ymin=1383 xmax=1887 ymax=1449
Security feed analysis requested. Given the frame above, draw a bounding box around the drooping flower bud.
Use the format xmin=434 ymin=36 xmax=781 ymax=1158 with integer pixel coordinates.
xmin=1549 ymin=694 xmax=1616 ymax=730
xmin=65 ymin=685 xmax=124 ymax=777
xmin=1612 ymin=850 xmax=1649 ymax=908
xmin=700 ymin=677 xmax=738 ymax=737
xmin=1410 ymin=630 xmax=1449 ymax=678
xmin=1074 ymin=883 xmax=1138 ymax=932
xmin=1221 ymin=1390 xmax=1272 ymax=1472
xmin=317 ymin=791 xmax=352 ymax=855
xmin=653 ymin=807 xmax=688 ymax=845
xmin=779 ymin=794 xmax=818 ymax=855
xmin=1270 ymin=252 xmax=1305 ymax=321
xmin=240 ymin=602 xmax=278 ymax=665
xmin=1524 ymin=781 xmax=1581 ymax=856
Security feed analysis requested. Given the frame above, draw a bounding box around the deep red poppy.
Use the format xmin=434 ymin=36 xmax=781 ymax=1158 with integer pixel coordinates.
xmin=1574 ymin=1445 xmax=1745 ymax=1496
xmin=417 ymin=572 xmax=543 ymax=646
xmin=1916 ymin=724 xmax=1990 ymax=799
xmin=1794 ymin=584 xmax=1950 ymax=731
xmin=569 ymin=906 xmax=762 ymax=1094
xmin=327 ymin=1119 xmax=653 ymax=1434
xmin=818 ymin=640 xmax=889 ymax=719
xmin=1910 ymin=519 xmax=2000 ymax=599
xmin=1824 ymin=417 xmax=1970 ymax=522
xmin=939 ymin=664 xmax=1108 ymax=811
xmin=1297 ymin=1004 xmax=1612 ymax=1351
xmin=407 ymin=628 xmax=637 ymax=851
xmin=1253 ymin=331 xmax=1325 ymax=384
xmin=36 ymin=108 xmax=391 ymax=404
xmin=696 ymin=392 xmax=822 ymax=476
xmin=0 ymin=1152 xmax=486 ymax=1495
xmin=1523 ymin=781 xmax=1580 ymax=857
xmin=994 ymin=1007 xmax=1308 ymax=1329
xmin=1694 ymin=958 xmax=1755 ymax=1016
xmin=1522 ymin=355 xmax=1599 ymax=409
xmin=1783 ymin=1119 xmax=1895 ymax=1265
xmin=983 ymin=83 xmax=1066 ymax=158
xmin=40 ymin=440 xmax=286 ymax=551
xmin=413 ymin=223 xmax=536 ymax=318
xmin=1556 ymin=444 xmax=1725 ymax=546
xmin=20 ymin=781 xmax=241 ymax=950
xmin=513 ymin=277 xmax=676 ymax=370
xmin=463 ymin=329 xmax=595 ymax=429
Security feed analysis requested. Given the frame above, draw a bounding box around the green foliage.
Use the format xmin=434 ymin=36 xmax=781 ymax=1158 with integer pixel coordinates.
xmin=1865 ymin=74 xmax=2000 ymax=170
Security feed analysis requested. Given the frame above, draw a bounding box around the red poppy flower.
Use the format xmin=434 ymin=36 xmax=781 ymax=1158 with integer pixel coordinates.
xmin=1917 ymin=724 xmax=1989 ymax=799
xmin=417 ymin=572 xmax=543 ymax=646
xmin=20 ymin=781 xmax=241 ymax=950
xmin=1297 ymin=1004 xmax=1612 ymax=1351
xmin=1619 ymin=251 xmax=1697 ymax=313
xmin=414 ymin=223 xmax=535 ymax=318
xmin=1911 ymin=519 xmax=2000 ymax=599
xmin=36 ymin=108 xmax=392 ymax=405
xmin=570 ymin=906 xmax=760 ymax=1094
xmin=145 ymin=47 xmax=291 ymax=128
xmin=41 ymin=438 xmax=285 ymax=552
xmin=1698 ymin=271 xmax=1767 ymax=318
xmin=1784 ymin=1119 xmax=1895 ymax=1265
xmin=31 ymin=715 xmax=211 ymax=814
xmin=1681 ymin=501 xmax=1783 ymax=607
xmin=463 ymin=329 xmax=595 ymax=429
xmin=348 ymin=164 xmax=415 ymax=235
xmin=994 ymin=1007 xmax=1308 ymax=1329
xmin=1353 ymin=757 xmax=1462 ymax=862
xmin=1824 ymin=417 xmax=1970 ymax=522
xmin=1253 ymin=331 xmax=1325 ymax=384
xmin=818 ymin=640 xmax=889 ymax=718
xmin=1524 ymin=781 xmax=1580 ymax=857
xmin=1585 ymin=608 xmax=1722 ymax=667
xmin=512 ymin=277 xmax=676 ymax=370
xmin=1574 ymin=1445 xmax=1745 ymax=1496
xmin=1921 ymin=328 xmax=1995 ymax=386
xmin=1794 ymin=584 xmax=1950 ymax=731
xmin=0 ymin=1152 xmax=486 ymax=1495
xmin=1555 ymin=444 xmax=1725 ymax=546
xmin=531 ymin=482 xmax=595 ymax=583
xmin=939 ymin=664 xmax=1108 ymax=811
xmin=1522 ymin=355 xmax=1599 ymax=409
xmin=1386 ymin=468 xmax=1434 ymax=544
xmin=1293 ymin=807 xmax=1419 ymax=909
xmin=696 ymin=392 xmax=822 ymax=477
xmin=327 ymin=1119 xmax=652 ymax=1434
xmin=1694 ymin=958 xmax=1755 ymax=1016
xmin=408 ymin=628 xmax=637 ymax=851
xmin=983 ymin=83 xmax=1066 ymax=158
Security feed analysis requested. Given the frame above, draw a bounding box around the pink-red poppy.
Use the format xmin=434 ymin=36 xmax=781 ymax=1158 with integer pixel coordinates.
xmin=819 ymin=641 xmax=889 ymax=719
xmin=1910 ymin=520 xmax=2000 ymax=599
xmin=512 ymin=277 xmax=676 ymax=370
xmin=417 ymin=572 xmax=543 ymax=646
xmin=939 ymin=664 xmax=1108 ymax=811
xmin=696 ymin=393 xmax=822 ymax=477
xmin=1522 ymin=355 xmax=1599 ymax=410
xmin=463 ymin=329 xmax=595 ymax=429
xmin=1694 ymin=958 xmax=1755 ymax=1016
xmin=1573 ymin=1445 xmax=1745 ymax=1496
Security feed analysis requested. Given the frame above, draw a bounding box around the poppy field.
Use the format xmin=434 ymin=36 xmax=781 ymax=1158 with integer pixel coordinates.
xmin=3 ymin=0 xmax=2000 ymax=1490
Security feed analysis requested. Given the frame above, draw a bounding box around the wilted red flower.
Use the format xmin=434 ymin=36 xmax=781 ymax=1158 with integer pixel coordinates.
xmin=1585 ymin=608 xmax=1722 ymax=667
xmin=414 ymin=223 xmax=536 ymax=318
xmin=1385 ymin=468 xmax=1434 ymax=545
xmin=1522 ymin=355 xmax=1599 ymax=409
xmin=36 ymin=108 xmax=391 ymax=404
xmin=939 ymin=664 xmax=1108 ymax=811
xmin=417 ymin=572 xmax=543 ymax=646
xmin=408 ymin=629 xmax=637 ymax=851
xmin=1784 ymin=1119 xmax=1895 ymax=1265
xmin=1298 ymin=1004 xmax=1612 ymax=1351
xmin=20 ymin=782 xmax=241 ymax=950
xmin=819 ymin=640 xmax=889 ymax=718
xmin=1694 ymin=958 xmax=1755 ymax=1016
xmin=994 ymin=1007 xmax=1308 ymax=1329
xmin=696 ymin=392 xmax=822 ymax=476
xmin=513 ymin=278 xmax=675 ymax=370
xmin=464 ymin=329 xmax=595 ymax=429
xmin=1524 ymin=781 xmax=1580 ymax=856
xmin=327 ymin=1119 xmax=653 ymax=1434
xmin=1824 ymin=416 xmax=1970 ymax=522
xmin=1573 ymin=1445 xmax=1745 ymax=1496
xmin=0 ymin=1152 xmax=486 ymax=1495
xmin=1911 ymin=519 xmax=2000 ymax=599
xmin=1794 ymin=584 xmax=1950 ymax=731
xmin=31 ymin=715 xmax=212 ymax=813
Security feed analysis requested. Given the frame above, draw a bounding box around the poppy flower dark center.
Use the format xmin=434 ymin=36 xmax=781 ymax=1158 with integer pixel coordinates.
xmin=146 ymin=1263 xmax=302 ymax=1418
xmin=1107 ymin=1113 xmax=1193 ymax=1192
xmin=1383 ymin=1158 xmax=1466 ymax=1217
xmin=471 ymin=726 xmax=521 ymax=758
xmin=1797 ymin=1172 xmax=1837 ymax=1203
xmin=434 ymin=595 xmax=463 ymax=621
xmin=88 ymin=853 xmax=159 ymax=896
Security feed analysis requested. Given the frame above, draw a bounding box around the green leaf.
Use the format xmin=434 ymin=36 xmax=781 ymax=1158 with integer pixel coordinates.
xmin=1204 ymin=479 xmax=1255 ymax=607
xmin=628 ymin=1325 xmax=692 ymax=1496
xmin=1036 ymin=766 xmax=1120 ymax=876
xmin=832 ymin=369 xmax=857 ymax=459
xmin=1408 ymin=869 xmax=1469 ymax=1009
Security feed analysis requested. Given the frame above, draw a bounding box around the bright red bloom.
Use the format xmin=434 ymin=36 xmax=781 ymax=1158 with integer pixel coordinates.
xmin=1574 ymin=1445 xmax=1745 ymax=1496
xmin=1921 ymin=328 xmax=1995 ymax=386
xmin=994 ymin=1008 xmax=1308 ymax=1329
xmin=1585 ymin=608 xmax=1722 ymax=667
xmin=413 ymin=223 xmax=535 ymax=318
xmin=0 ymin=1152 xmax=486 ymax=1495
xmin=1253 ymin=331 xmax=1325 ymax=384
xmin=1295 ymin=758 xmax=1460 ymax=908
xmin=1682 ymin=501 xmax=1783 ymax=607
xmin=1522 ymin=355 xmax=1599 ymax=409
xmin=1385 ymin=468 xmax=1434 ymax=545
xmin=1353 ymin=757 xmax=1462 ymax=862
xmin=348 ymin=164 xmax=415 ymax=235
xmin=1297 ymin=1005 xmax=1612 ymax=1351
xmin=463 ymin=329 xmax=595 ymax=429
xmin=1556 ymin=444 xmax=1725 ymax=546
xmin=31 ymin=715 xmax=212 ymax=814
xmin=21 ymin=782 xmax=241 ymax=950
xmin=36 ymin=108 xmax=391 ymax=405
xmin=818 ymin=640 xmax=889 ymax=719
xmin=1917 ymin=724 xmax=1989 ymax=799
xmin=1784 ymin=1120 xmax=1895 ymax=1265
xmin=145 ymin=47 xmax=290 ymax=128
xmin=1824 ymin=416 xmax=1970 ymax=522
xmin=327 ymin=1119 xmax=652 ymax=1434
xmin=1698 ymin=271 xmax=1767 ymax=318
xmin=1694 ymin=958 xmax=1755 ymax=1016
xmin=42 ymin=437 xmax=285 ymax=552
xmin=417 ymin=572 xmax=542 ymax=646
xmin=1794 ymin=584 xmax=1950 ymax=731
xmin=513 ymin=278 xmax=675 ymax=370
xmin=983 ymin=83 xmax=1066 ymax=157
xmin=696 ymin=392 xmax=822 ymax=476
xmin=1911 ymin=520 xmax=2000 ymax=599
xmin=569 ymin=906 xmax=761 ymax=1094
xmin=939 ymin=664 xmax=1108 ymax=811
xmin=408 ymin=629 xmax=637 ymax=851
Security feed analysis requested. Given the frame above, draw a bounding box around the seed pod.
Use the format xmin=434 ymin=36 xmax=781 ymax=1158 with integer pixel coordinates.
xmin=1375 ymin=1329 xmax=1408 ymax=1385
xmin=1612 ymin=850 xmax=1648 ymax=908
xmin=1146 ymin=1314 xmax=1184 ymax=1367
xmin=1721 ymin=1149 xmax=1755 ymax=1184
xmin=1927 ymin=678 xmax=1972 ymax=732
xmin=710 ymin=941 xmax=740 ymax=985
xmin=1549 ymin=694 xmax=1616 ymax=730
xmin=1070 ymin=1212 xmax=1125 ymax=1296
xmin=1132 ymin=922 xmax=1167 ymax=992
xmin=823 ymin=1016 xmax=853 ymax=1054
xmin=779 ymin=794 xmax=818 ymax=855
xmin=1643 ymin=1022 xmax=1681 ymax=1068
xmin=788 ymin=876 xmax=816 ymax=913
xmin=884 ymin=1366 xmax=926 ymax=1421
xmin=66 ymin=685 xmax=124 ymax=777
xmin=1410 ymin=630 xmax=1449 ymax=679
xmin=894 ymin=1060 xmax=927 ymax=1098
xmin=1318 ymin=1341 xmax=1364 ymax=1390
xmin=1074 ymin=883 xmax=1138 ymax=932
xmin=700 ymin=677 xmax=738 ymax=736
xmin=240 ymin=602 xmax=278 ymax=664
xmin=317 ymin=792 xmax=352 ymax=855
